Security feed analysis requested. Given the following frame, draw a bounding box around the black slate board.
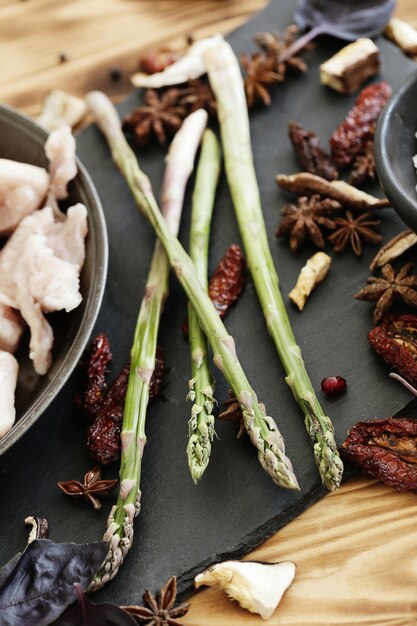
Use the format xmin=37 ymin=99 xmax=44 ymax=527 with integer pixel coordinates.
xmin=2 ymin=0 xmax=417 ymax=607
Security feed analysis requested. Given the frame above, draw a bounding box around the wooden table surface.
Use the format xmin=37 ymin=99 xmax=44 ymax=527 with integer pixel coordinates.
xmin=2 ymin=1 xmax=417 ymax=624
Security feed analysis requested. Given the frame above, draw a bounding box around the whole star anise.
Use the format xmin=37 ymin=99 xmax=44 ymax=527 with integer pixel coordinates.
xmin=240 ymin=52 xmax=283 ymax=108
xmin=122 ymin=576 xmax=190 ymax=626
xmin=348 ymin=140 xmax=376 ymax=187
xmin=178 ymin=78 xmax=217 ymax=117
xmin=57 ymin=467 xmax=117 ymax=511
xmin=328 ymin=210 xmax=381 ymax=256
xmin=355 ymin=263 xmax=417 ymax=324
xmin=254 ymin=25 xmax=310 ymax=75
xmin=276 ymin=194 xmax=341 ymax=251
xmin=122 ymin=89 xmax=187 ymax=148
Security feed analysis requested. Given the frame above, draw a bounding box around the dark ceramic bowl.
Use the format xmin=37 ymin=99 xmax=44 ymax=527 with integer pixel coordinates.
xmin=0 ymin=105 xmax=108 ymax=454
xmin=375 ymin=70 xmax=417 ymax=231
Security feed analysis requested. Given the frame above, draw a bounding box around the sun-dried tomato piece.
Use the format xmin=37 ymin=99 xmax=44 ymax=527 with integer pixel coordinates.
xmin=209 ymin=244 xmax=246 ymax=318
xmin=75 ymin=333 xmax=112 ymax=419
xmin=368 ymin=314 xmax=417 ymax=387
xmin=341 ymin=417 xmax=417 ymax=491
xmin=288 ymin=121 xmax=338 ymax=181
xmin=330 ymin=81 xmax=392 ymax=167
xmin=87 ymin=348 xmax=165 ymax=465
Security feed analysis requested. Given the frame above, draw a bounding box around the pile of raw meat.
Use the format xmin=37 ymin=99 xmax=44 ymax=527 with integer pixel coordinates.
xmin=0 ymin=126 xmax=88 ymax=438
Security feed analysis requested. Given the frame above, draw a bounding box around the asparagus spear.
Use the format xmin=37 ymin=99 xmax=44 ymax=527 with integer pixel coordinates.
xmin=204 ymin=41 xmax=343 ymax=491
xmin=88 ymin=108 xmax=208 ymax=591
xmin=187 ymin=129 xmax=221 ymax=483
xmin=87 ymin=91 xmax=299 ymax=495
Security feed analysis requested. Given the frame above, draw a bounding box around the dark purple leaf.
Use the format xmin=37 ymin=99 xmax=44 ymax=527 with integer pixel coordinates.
xmin=280 ymin=0 xmax=396 ymax=63
xmin=295 ymin=0 xmax=396 ymax=40
xmin=0 ymin=539 xmax=109 ymax=626
xmin=54 ymin=585 xmax=137 ymax=626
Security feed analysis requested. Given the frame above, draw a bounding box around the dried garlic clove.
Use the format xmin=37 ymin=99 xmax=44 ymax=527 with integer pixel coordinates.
xmin=385 ymin=18 xmax=417 ymax=57
xmin=131 ymin=35 xmax=224 ymax=88
xmin=289 ymin=252 xmax=331 ymax=311
xmin=25 ymin=515 xmax=49 ymax=544
xmin=320 ymin=38 xmax=380 ymax=95
xmin=195 ymin=560 xmax=296 ymax=621
xmin=276 ymin=172 xmax=390 ymax=209
xmin=37 ymin=90 xmax=87 ymax=132
xmin=370 ymin=229 xmax=417 ymax=271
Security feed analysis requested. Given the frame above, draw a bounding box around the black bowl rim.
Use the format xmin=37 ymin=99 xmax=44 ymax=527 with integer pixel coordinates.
xmin=0 ymin=104 xmax=108 ymax=455
xmin=375 ymin=69 xmax=417 ymax=229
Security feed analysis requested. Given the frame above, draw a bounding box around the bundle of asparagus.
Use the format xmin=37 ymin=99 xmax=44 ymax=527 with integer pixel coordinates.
xmin=186 ymin=129 xmax=222 ymax=483
xmin=88 ymin=108 xmax=208 ymax=590
xmin=88 ymin=94 xmax=298 ymax=505
xmin=204 ymin=41 xmax=343 ymax=491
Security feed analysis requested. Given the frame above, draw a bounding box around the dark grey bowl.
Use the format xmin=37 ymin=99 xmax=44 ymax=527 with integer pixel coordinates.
xmin=0 ymin=105 xmax=108 ymax=454
xmin=375 ymin=70 xmax=417 ymax=231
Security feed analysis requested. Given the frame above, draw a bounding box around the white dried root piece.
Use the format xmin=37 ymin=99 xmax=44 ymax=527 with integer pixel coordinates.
xmin=289 ymin=252 xmax=331 ymax=311
xmin=370 ymin=229 xmax=417 ymax=271
xmin=0 ymin=351 xmax=18 ymax=437
xmin=195 ymin=560 xmax=296 ymax=621
xmin=385 ymin=18 xmax=417 ymax=57
xmin=131 ymin=35 xmax=224 ymax=88
xmin=276 ymin=172 xmax=390 ymax=209
xmin=320 ymin=38 xmax=380 ymax=95
xmin=37 ymin=90 xmax=87 ymax=132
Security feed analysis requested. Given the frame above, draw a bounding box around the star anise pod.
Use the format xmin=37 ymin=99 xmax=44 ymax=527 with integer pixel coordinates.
xmin=355 ymin=263 xmax=417 ymax=324
xmin=276 ymin=194 xmax=341 ymax=251
xmin=178 ymin=78 xmax=217 ymax=117
xmin=348 ymin=140 xmax=376 ymax=187
xmin=328 ymin=210 xmax=381 ymax=256
xmin=240 ymin=52 xmax=283 ymax=108
xmin=122 ymin=576 xmax=190 ymax=625
xmin=254 ymin=25 xmax=310 ymax=76
xmin=57 ymin=467 xmax=117 ymax=511
xmin=122 ymin=89 xmax=187 ymax=148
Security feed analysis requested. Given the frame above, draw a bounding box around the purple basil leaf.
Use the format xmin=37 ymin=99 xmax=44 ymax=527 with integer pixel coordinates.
xmin=54 ymin=585 xmax=137 ymax=626
xmin=295 ymin=0 xmax=396 ymax=40
xmin=0 ymin=539 xmax=109 ymax=626
xmin=0 ymin=553 xmax=22 ymax=588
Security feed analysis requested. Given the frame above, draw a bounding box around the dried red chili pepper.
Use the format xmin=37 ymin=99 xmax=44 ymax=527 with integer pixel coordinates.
xmin=87 ymin=347 xmax=165 ymax=465
xmin=75 ymin=333 xmax=112 ymax=419
xmin=341 ymin=417 xmax=417 ymax=491
xmin=368 ymin=314 xmax=417 ymax=387
xmin=288 ymin=121 xmax=338 ymax=181
xmin=209 ymin=244 xmax=246 ymax=318
xmin=330 ymin=81 xmax=392 ymax=167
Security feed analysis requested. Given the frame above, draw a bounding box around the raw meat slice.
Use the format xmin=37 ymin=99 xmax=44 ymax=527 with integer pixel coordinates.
xmin=45 ymin=126 xmax=77 ymax=201
xmin=0 ymin=351 xmax=18 ymax=437
xmin=46 ymin=203 xmax=88 ymax=268
xmin=0 ymin=159 xmax=49 ymax=235
xmin=0 ymin=304 xmax=24 ymax=353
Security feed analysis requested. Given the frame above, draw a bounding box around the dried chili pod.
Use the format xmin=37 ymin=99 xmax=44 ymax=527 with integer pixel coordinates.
xmin=87 ymin=348 xmax=165 ymax=465
xmin=208 ymin=244 xmax=246 ymax=318
xmin=330 ymin=81 xmax=392 ymax=167
xmin=288 ymin=121 xmax=338 ymax=181
xmin=75 ymin=333 xmax=112 ymax=419
xmin=368 ymin=314 xmax=417 ymax=387
xmin=341 ymin=416 xmax=417 ymax=491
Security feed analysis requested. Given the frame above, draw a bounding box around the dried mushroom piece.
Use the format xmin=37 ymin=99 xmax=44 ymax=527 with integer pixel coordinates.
xmin=341 ymin=417 xmax=417 ymax=492
xmin=355 ymin=263 xmax=417 ymax=324
xmin=288 ymin=122 xmax=338 ymax=181
xmin=328 ymin=210 xmax=381 ymax=256
xmin=385 ymin=18 xmax=417 ymax=57
xmin=370 ymin=230 xmax=417 ymax=271
xmin=276 ymin=194 xmax=340 ymax=251
xmin=368 ymin=314 xmax=417 ymax=387
xmin=319 ymin=38 xmax=380 ymax=95
xmin=24 ymin=516 xmax=49 ymax=544
xmin=276 ymin=172 xmax=390 ymax=209
xmin=37 ymin=90 xmax=87 ymax=132
xmin=289 ymin=252 xmax=331 ymax=311
xmin=195 ymin=560 xmax=296 ymax=621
